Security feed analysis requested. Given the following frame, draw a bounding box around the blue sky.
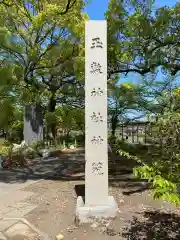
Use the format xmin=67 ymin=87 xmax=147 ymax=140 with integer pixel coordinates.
xmin=85 ymin=0 xmax=178 ymax=20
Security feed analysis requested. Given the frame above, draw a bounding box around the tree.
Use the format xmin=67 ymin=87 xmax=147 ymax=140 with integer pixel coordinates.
xmin=105 ymin=0 xmax=180 ymax=78
xmin=136 ymin=72 xmax=180 ymax=116
xmin=0 ymin=0 xmax=87 ymax=142
xmin=0 ymin=62 xmax=25 ymax=142
xmin=0 ymin=64 xmax=17 ymax=131
xmin=108 ymin=79 xmax=146 ymax=136
xmin=45 ymin=106 xmax=84 ymax=137
xmin=0 ymin=0 xmax=85 ymax=86
xmin=133 ymin=88 xmax=180 ymax=206
xmin=117 ymin=73 xmax=180 ymax=206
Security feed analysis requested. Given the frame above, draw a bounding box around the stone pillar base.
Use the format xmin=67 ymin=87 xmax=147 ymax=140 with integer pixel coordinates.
xmin=75 ymin=196 xmax=118 ymax=224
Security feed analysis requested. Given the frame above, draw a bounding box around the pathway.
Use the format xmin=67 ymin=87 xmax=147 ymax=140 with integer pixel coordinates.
xmin=0 ymin=148 xmax=179 ymax=239
xmin=0 ymin=149 xmax=84 ymax=239
xmin=0 ymin=180 xmax=50 ymax=239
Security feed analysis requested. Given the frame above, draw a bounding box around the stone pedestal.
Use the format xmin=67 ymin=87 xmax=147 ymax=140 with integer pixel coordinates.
xmin=75 ymin=20 xmax=118 ymax=223
xmin=76 ymin=196 xmax=118 ymax=224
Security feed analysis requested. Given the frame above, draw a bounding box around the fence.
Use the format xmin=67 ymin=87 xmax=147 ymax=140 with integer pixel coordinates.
xmin=108 ymin=121 xmax=157 ymax=144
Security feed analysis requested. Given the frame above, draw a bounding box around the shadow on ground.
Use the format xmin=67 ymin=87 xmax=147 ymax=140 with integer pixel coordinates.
xmin=122 ymin=210 xmax=180 ymax=240
xmin=0 ymin=149 xmax=149 ymax=195
xmin=0 ymin=149 xmax=85 ymax=183
xmin=109 ymin=152 xmax=150 ymax=195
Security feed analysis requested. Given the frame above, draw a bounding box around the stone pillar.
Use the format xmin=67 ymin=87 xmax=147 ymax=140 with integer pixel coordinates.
xmin=23 ymin=104 xmax=43 ymax=145
xmin=76 ymin=20 xmax=118 ymax=223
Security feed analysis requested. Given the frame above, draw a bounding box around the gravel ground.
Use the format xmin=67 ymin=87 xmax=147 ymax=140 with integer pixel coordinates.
xmin=10 ymin=149 xmax=179 ymax=240
xmin=24 ymin=178 xmax=180 ymax=240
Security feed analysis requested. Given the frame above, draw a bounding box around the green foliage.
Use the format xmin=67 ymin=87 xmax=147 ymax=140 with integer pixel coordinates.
xmin=108 ymin=80 xmax=147 ymax=135
xmin=31 ymin=140 xmax=45 ymax=151
xmin=134 ymin=167 xmax=180 ymax=205
xmin=0 ymin=138 xmax=12 ymax=157
xmin=75 ymin=134 xmax=85 ymax=145
xmin=108 ymin=135 xmax=117 ymax=145
xmin=118 ymin=90 xmax=180 ymax=206
xmin=45 ymin=112 xmax=57 ymax=128
xmin=44 ymin=106 xmax=84 ymax=139
xmin=0 ymin=0 xmax=87 ymax=142
xmin=0 ymin=0 xmax=86 ymax=101
xmin=55 ymin=106 xmax=84 ymax=133
xmin=0 ymin=139 xmax=9 ymax=156
xmin=106 ymin=0 xmax=180 ymax=76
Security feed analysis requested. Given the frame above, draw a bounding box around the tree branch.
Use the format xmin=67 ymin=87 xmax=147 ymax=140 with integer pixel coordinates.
xmin=58 ymin=0 xmax=77 ymax=15
xmin=0 ymin=0 xmax=14 ymax=7
xmin=0 ymin=46 xmax=26 ymax=66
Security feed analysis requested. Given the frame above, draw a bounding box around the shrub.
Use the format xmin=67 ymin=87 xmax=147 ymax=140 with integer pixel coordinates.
xmin=118 ymin=91 xmax=180 ymax=206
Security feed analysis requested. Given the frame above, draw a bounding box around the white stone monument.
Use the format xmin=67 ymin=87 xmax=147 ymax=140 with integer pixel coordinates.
xmin=76 ymin=20 xmax=118 ymax=223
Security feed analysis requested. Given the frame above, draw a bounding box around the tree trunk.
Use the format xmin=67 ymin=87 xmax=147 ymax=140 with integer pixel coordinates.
xmin=111 ymin=128 xmax=116 ymax=137
xmin=111 ymin=115 xmax=118 ymax=137
xmin=48 ymin=92 xmax=57 ymax=143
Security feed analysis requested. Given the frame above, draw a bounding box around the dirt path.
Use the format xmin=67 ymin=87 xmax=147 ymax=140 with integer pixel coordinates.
xmin=17 ymin=149 xmax=180 ymax=240
xmin=0 ymin=148 xmax=179 ymax=239
xmin=24 ymin=178 xmax=179 ymax=240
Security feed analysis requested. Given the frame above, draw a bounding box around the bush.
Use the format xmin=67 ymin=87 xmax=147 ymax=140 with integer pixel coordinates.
xmin=108 ymin=135 xmax=117 ymax=145
xmin=7 ymin=121 xmax=23 ymax=143
xmin=75 ymin=134 xmax=85 ymax=145
xmin=118 ymin=91 xmax=180 ymax=206
xmin=31 ymin=140 xmax=45 ymax=152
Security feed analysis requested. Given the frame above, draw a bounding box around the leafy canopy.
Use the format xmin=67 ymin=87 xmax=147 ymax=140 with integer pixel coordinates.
xmin=0 ymin=0 xmax=87 ymax=103
xmin=106 ymin=0 xmax=180 ymax=77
